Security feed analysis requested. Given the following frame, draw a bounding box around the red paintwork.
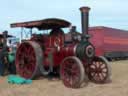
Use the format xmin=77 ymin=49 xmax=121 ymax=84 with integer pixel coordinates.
xmin=31 ymin=34 xmax=77 ymax=68
xmin=89 ymin=26 xmax=128 ymax=56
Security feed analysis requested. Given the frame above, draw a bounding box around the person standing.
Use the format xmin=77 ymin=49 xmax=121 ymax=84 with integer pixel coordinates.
xmin=7 ymin=47 xmax=16 ymax=74
xmin=0 ymin=38 xmax=6 ymax=76
xmin=0 ymin=31 xmax=9 ymax=76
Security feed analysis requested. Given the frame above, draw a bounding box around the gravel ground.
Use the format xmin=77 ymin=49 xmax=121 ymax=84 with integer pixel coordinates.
xmin=0 ymin=60 xmax=128 ymax=96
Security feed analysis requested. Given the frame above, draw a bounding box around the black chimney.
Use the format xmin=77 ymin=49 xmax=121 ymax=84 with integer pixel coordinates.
xmin=79 ymin=7 xmax=90 ymax=37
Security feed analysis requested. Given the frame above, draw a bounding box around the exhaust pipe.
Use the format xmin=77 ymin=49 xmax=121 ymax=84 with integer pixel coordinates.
xmin=79 ymin=6 xmax=90 ymax=39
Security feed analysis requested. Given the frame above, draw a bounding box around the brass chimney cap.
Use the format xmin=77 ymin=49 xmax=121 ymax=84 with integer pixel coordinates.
xmin=80 ymin=6 xmax=90 ymax=12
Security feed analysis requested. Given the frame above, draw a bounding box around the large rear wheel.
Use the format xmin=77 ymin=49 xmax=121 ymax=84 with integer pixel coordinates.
xmin=15 ymin=41 xmax=43 ymax=79
xmin=60 ymin=56 xmax=85 ymax=88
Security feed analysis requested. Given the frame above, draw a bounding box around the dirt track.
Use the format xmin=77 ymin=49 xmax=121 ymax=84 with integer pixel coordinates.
xmin=0 ymin=60 xmax=128 ymax=96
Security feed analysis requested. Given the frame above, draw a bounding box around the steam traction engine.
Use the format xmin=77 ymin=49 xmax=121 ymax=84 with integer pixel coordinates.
xmin=10 ymin=6 xmax=111 ymax=88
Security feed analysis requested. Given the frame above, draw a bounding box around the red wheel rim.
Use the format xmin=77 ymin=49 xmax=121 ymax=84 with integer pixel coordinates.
xmin=89 ymin=56 xmax=111 ymax=83
xmin=60 ymin=57 xmax=85 ymax=88
xmin=16 ymin=42 xmax=37 ymax=79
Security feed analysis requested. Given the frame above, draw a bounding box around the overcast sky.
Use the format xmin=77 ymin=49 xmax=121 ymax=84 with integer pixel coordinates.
xmin=0 ymin=0 xmax=128 ymax=37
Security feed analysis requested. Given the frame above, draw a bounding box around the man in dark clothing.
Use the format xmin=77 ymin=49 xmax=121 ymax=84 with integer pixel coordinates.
xmin=0 ymin=42 xmax=7 ymax=76
xmin=0 ymin=31 xmax=9 ymax=76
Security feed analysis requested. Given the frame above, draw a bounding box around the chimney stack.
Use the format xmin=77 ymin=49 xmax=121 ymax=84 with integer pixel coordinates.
xmin=79 ymin=6 xmax=90 ymax=36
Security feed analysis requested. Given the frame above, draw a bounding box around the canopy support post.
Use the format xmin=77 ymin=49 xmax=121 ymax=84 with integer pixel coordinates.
xmin=21 ymin=27 xmax=23 ymax=42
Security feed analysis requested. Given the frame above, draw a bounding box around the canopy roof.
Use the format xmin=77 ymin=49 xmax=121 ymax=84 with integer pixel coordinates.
xmin=10 ymin=18 xmax=71 ymax=30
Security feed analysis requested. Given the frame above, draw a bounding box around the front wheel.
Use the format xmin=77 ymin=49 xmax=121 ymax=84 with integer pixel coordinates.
xmin=88 ymin=56 xmax=111 ymax=83
xmin=60 ymin=56 xmax=85 ymax=88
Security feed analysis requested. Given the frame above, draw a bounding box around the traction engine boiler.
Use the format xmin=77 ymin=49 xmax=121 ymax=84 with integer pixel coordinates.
xmin=10 ymin=6 xmax=111 ymax=88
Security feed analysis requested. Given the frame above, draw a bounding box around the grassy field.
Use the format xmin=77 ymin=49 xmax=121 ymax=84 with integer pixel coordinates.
xmin=0 ymin=60 xmax=128 ymax=96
